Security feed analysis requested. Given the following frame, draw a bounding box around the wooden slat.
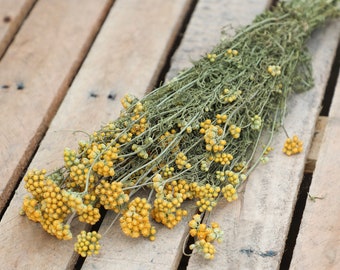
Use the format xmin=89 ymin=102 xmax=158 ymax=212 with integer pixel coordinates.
xmin=85 ymin=1 xmax=270 ymax=269
xmin=84 ymin=201 xmax=195 ymax=270
xmin=81 ymin=1 xmax=194 ymax=269
xmin=0 ymin=0 xmax=36 ymax=58
xmin=305 ymin=116 xmax=328 ymax=173
xmin=290 ymin=73 xmax=340 ymax=269
xmin=0 ymin=0 xmax=192 ymax=269
xmin=0 ymin=0 xmax=112 ymax=211
xmin=166 ymin=0 xmax=271 ymax=81
xmin=186 ymin=20 xmax=340 ymax=270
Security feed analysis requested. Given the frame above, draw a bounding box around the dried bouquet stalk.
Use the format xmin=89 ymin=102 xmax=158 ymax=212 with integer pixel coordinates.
xmin=21 ymin=0 xmax=339 ymax=259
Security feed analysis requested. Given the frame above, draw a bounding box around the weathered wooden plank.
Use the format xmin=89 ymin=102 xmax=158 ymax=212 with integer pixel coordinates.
xmin=80 ymin=1 xmax=195 ymax=269
xmin=166 ymin=0 xmax=271 ymax=81
xmin=0 ymin=0 xmax=36 ymax=58
xmin=0 ymin=0 xmax=192 ymax=269
xmin=305 ymin=116 xmax=328 ymax=173
xmin=0 ymin=0 xmax=112 ymax=211
xmin=186 ymin=19 xmax=340 ymax=270
xmin=84 ymin=200 xmax=195 ymax=270
xmin=290 ymin=73 xmax=340 ymax=270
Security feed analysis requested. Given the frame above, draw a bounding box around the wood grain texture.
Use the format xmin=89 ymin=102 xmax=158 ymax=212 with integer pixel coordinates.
xmin=0 ymin=0 xmax=36 ymax=58
xmin=305 ymin=116 xmax=328 ymax=173
xmin=0 ymin=0 xmax=192 ymax=269
xmin=166 ymin=0 xmax=271 ymax=81
xmin=83 ymin=200 xmax=196 ymax=270
xmin=163 ymin=0 xmax=340 ymax=269
xmin=186 ymin=20 xmax=340 ymax=270
xmin=79 ymin=0 xmax=195 ymax=269
xmin=290 ymin=73 xmax=340 ymax=270
xmin=0 ymin=0 xmax=112 ymax=211
xmin=0 ymin=0 xmax=338 ymax=269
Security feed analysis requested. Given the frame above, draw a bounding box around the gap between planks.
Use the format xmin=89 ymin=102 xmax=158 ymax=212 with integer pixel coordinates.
xmin=304 ymin=116 xmax=328 ymax=174
xmin=0 ymin=0 xmax=113 ymax=213
xmin=0 ymin=1 xmax=338 ymax=268
xmin=184 ymin=10 xmax=340 ymax=270
xmin=0 ymin=0 xmax=37 ymax=59
xmin=290 ymin=72 xmax=340 ymax=269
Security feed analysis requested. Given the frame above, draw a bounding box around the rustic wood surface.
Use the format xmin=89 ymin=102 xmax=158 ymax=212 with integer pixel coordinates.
xmin=305 ymin=116 xmax=328 ymax=173
xmin=172 ymin=2 xmax=340 ymax=270
xmin=0 ymin=0 xmax=112 ymax=211
xmin=0 ymin=0 xmax=339 ymax=269
xmin=0 ymin=0 xmax=36 ymax=58
xmin=290 ymin=73 xmax=340 ymax=270
xmin=190 ymin=23 xmax=339 ymax=270
xmin=83 ymin=1 xmax=274 ymax=269
xmin=0 ymin=0 xmax=192 ymax=269
xmin=166 ymin=0 xmax=270 ymax=81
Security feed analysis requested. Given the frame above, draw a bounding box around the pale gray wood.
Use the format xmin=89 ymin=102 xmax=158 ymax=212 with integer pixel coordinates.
xmin=166 ymin=0 xmax=270 ymax=80
xmin=0 ymin=0 xmax=36 ymax=57
xmin=0 ymin=0 xmax=112 ymax=211
xmin=185 ymin=19 xmax=340 ymax=270
xmin=0 ymin=0 xmax=192 ymax=269
xmin=290 ymin=73 xmax=340 ymax=270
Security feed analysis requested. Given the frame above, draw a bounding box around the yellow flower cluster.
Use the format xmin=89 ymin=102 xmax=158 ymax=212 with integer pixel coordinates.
xmin=229 ymin=124 xmax=241 ymax=139
xmin=121 ymin=94 xmax=137 ymax=109
xmin=78 ymin=204 xmax=101 ymax=225
xmin=64 ymin=148 xmax=78 ymax=168
xmin=225 ymin=170 xmax=240 ymax=186
xmin=233 ymin=161 xmax=246 ymax=172
xmin=22 ymin=169 xmax=101 ymax=238
xmin=61 ymin=190 xmax=99 ymax=225
xmin=188 ymin=214 xmax=224 ymax=259
xmin=163 ymin=179 xmax=194 ymax=200
xmin=283 ymin=135 xmax=303 ymax=156
xmin=151 ymin=192 xmax=187 ymax=229
xmin=42 ymin=179 xmax=73 ymax=239
xmin=203 ymin=125 xmax=227 ymax=152
xmin=21 ymin=196 xmax=42 ymax=222
xmin=90 ymin=143 xmax=120 ymax=177
xmin=210 ymin=152 xmax=233 ymax=165
xmin=175 ymin=152 xmax=191 ymax=170
xmin=200 ymin=160 xmax=211 ymax=172
xmin=22 ymin=169 xmax=102 ymax=239
xmin=124 ymin=101 xmax=149 ymax=143
xmin=120 ymin=197 xmax=156 ymax=240
xmin=220 ymin=88 xmax=242 ymax=103
xmin=207 ymin=53 xmax=217 ymax=62
xmin=267 ymin=65 xmax=281 ymax=76
xmin=222 ymin=184 xmax=238 ymax=202
xmin=24 ymin=169 xmax=46 ymax=200
xmin=74 ymin=231 xmax=101 ymax=257
xmin=90 ymin=122 xmax=116 ymax=143
xmin=161 ymin=164 xmax=175 ymax=178
xmin=216 ymin=113 xmax=228 ymax=124
xmin=42 ymin=179 xmax=72 ymax=237
xmin=225 ymin=48 xmax=238 ymax=57
xmin=190 ymin=239 xmax=216 ymax=260
xmin=219 ymin=88 xmax=242 ymax=104
xmin=251 ymin=115 xmax=262 ymax=130
xmin=95 ymin=180 xmax=129 ymax=213
xmin=215 ymin=170 xmax=226 ymax=182
xmin=192 ymin=183 xmax=220 ymax=212
xmin=152 ymin=174 xmax=164 ymax=193
xmin=67 ymin=159 xmax=93 ymax=190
